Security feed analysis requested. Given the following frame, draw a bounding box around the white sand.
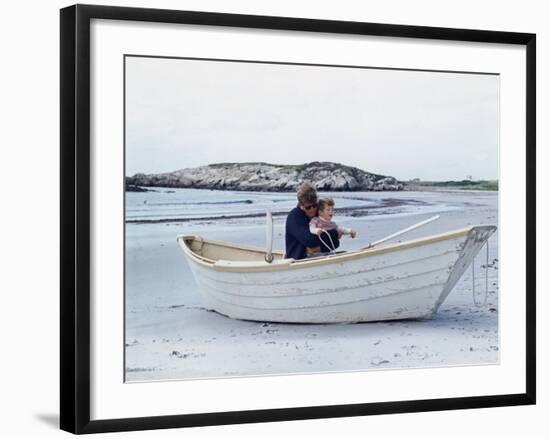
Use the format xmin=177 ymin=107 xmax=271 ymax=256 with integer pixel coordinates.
xmin=125 ymin=190 xmax=498 ymax=382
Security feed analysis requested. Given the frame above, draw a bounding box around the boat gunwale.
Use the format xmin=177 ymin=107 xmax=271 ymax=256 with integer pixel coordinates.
xmin=177 ymin=226 xmax=493 ymax=272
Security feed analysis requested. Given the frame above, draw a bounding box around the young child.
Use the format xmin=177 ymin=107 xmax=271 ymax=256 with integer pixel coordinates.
xmin=309 ymin=198 xmax=356 ymax=252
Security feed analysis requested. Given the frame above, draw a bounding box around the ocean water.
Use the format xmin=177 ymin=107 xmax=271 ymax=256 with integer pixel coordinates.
xmin=125 ymin=187 xmax=468 ymax=224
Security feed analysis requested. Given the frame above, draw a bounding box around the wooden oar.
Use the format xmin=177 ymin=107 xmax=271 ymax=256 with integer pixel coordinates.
xmin=365 ymin=215 xmax=440 ymax=248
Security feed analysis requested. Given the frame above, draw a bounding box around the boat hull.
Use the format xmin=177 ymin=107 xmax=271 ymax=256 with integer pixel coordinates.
xmin=178 ymin=225 xmax=496 ymax=323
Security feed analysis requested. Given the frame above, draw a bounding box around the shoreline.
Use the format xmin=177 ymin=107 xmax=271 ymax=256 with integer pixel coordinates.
xmin=127 ymin=184 xmax=498 ymax=193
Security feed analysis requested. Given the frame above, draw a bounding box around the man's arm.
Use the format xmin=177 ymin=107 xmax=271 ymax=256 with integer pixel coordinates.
xmin=288 ymin=213 xmax=323 ymax=248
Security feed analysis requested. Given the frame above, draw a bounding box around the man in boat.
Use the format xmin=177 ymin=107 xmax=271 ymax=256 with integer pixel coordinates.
xmin=285 ymin=182 xmax=340 ymax=259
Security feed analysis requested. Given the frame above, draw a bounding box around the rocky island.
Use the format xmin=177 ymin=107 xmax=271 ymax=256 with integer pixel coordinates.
xmin=126 ymin=161 xmax=403 ymax=192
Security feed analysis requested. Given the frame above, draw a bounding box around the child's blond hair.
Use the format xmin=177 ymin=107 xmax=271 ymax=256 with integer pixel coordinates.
xmin=317 ymin=197 xmax=335 ymax=212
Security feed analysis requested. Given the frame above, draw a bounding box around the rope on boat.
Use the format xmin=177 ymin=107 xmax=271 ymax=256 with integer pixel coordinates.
xmin=319 ymin=230 xmax=337 ymax=255
xmin=472 ymin=240 xmax=490 ymax=307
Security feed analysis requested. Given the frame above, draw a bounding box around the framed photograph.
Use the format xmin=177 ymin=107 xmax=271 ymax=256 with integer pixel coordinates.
xmin=60 ymin=4 xmax=536 ymax=434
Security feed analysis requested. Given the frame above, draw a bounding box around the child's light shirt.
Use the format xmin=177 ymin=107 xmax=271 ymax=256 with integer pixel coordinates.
xmin=309 ymin=216 xmax=351 ymax=235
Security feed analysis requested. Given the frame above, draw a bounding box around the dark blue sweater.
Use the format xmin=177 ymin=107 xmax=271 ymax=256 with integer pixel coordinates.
xmin=284 ymin=207 xmax=340 ymax=259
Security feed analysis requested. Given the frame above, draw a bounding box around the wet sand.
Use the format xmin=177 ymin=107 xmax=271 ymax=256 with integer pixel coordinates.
xmin=125 ymin=190 xmax=498 ymax=382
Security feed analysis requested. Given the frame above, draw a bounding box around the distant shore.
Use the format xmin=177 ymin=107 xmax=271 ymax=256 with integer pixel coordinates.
xmin=403 ymin=180 xmax=498 ymax=191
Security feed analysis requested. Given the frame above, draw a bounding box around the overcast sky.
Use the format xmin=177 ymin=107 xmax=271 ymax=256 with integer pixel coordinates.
xmin=125 ymin=56 xmax=499 ymax=181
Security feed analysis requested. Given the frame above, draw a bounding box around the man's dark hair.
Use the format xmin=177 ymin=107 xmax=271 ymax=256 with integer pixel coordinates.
xmin=296 ymin=182 xmax=317 ymax=206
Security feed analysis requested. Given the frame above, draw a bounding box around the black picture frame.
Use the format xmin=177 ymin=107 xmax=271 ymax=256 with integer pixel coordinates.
xmin=60 ymin=4 xmax=536 ymax=434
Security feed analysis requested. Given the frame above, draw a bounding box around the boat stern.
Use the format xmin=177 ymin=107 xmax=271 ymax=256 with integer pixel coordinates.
xmin=430 ymin=225 xmax=497 ymax=315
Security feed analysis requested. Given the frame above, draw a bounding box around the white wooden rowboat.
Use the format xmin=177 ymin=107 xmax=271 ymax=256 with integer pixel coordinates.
xmin=177 ymin=225 xmax=496 ymax=324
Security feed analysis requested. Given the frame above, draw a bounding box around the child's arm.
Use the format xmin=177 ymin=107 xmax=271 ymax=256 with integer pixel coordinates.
xmin=309 ymin=218 xmax=324 ymax=235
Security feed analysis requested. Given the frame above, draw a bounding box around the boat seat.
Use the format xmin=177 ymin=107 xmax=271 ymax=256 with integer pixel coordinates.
xmin=214 ymin=258 xmax=294 ymax=269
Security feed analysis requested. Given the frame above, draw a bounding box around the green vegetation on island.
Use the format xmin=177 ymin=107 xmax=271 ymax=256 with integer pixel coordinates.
xmin=404 ymin=179 xmax=498 ymax=191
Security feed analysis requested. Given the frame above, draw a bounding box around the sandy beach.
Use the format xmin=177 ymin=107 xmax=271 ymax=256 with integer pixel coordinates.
xmin=125 ymin=189 xmax=498 ymax=382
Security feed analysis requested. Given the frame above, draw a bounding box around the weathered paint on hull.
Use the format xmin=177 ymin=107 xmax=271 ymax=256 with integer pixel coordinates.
xmin=181 ymin=225 xmax=496 ymax=323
